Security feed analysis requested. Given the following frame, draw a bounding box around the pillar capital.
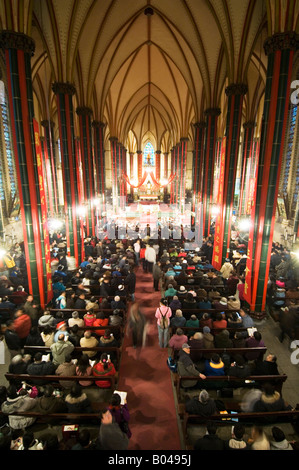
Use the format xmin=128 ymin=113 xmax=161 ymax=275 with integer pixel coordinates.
xmin=92 ymin=120 xmax=105 ymax=128
xmin=0 ymin=30 xmax=35 ymax=55
xmin=264 ymin=31 xmax=299 ymax=55
xmin=41 ymin=119 xmax=55 ymax=129
xmin=52 ymin=81 xmax=76 ymax=96
xmin=225 ymin=83 xmax=248 ymax=97
xmin=243 ymin=121 xmax=256 ymax=129
xmin=193 ymin=121 xmax=206 ymax=129
xmin=137 ymin=150 xmax=143 ymax=154
xmin=76 ymin=106 xmax=93 ymax=116
xmin=204 ymin=107 xmax=221 ymax=117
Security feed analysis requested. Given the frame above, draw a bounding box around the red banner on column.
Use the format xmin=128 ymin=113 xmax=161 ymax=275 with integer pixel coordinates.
xmin=243 ymin=144 xmax=259 ymax=307
xmin=212 ymin=137 xmax=226 ymax=271
xmin=33 ymin=119 xmax=53 ymax=305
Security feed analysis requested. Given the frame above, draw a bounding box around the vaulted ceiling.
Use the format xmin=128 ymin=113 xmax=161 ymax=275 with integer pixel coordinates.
xmin=3 ymin=0 xmax=296 ymax=153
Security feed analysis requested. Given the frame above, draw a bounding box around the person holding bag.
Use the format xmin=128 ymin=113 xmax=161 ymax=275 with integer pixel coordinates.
xmin=155 ymin=298 xmax=172 ymax=348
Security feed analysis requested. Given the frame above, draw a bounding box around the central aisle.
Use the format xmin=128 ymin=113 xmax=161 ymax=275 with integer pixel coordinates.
xmin=117 ymin=266 xmax=182 ymax=450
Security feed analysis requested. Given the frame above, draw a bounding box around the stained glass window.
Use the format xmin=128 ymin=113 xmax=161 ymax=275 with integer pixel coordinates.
xmin=283 ymin=105 xmax=297 ymax=195
xmin=143 ymin=142 xmax=155 ymax=167
xmin=0 ymin=80 xmax=18 ymax=216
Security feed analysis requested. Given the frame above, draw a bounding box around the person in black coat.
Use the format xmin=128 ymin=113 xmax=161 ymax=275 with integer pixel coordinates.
xmin=26 ymin=352 xmax=57 ymax=385
xmin=64 ymin=383 xmax=93 ymax=419
xmin=124 ymin=270 xmax=136 ymax=300
xmin=4 ymin=320 xmax=22 ymax=358
xmin=185 ymin=390 xmax=217 ymax=417
xmin=194 ymin=421 xmax=225 ymax=450
xmin=252 ymin=354 xmax=279 ymax=375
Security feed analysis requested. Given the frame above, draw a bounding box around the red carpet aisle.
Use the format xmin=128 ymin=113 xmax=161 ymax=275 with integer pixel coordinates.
xmin=117 ymin=266 xmax=182 ymax=450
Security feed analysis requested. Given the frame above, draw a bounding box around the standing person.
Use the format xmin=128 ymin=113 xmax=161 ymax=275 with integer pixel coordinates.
xmin=219 ymin=258 xmax=234 ymax=285
xmin=13 ymin=308 xmax=32 ymax=348
xmin=155 ymin=298 xmax=172 ymax=348
xmin=249 ymin=425 xmax=270 ymax=450
xmin=4 ymin=320 xmax=22 ymax=359
xmin=127 ymin=301 xmax=147 ymax=349
xmin=107 ymin=392 xmax=132 ymax=439
xmin=133 ymin=239 xmax=141 ymax=266
xmin=152 ymin=261 xmax=163 ymax=292
xmin=124 ymin=269 xmax=136 ymax=301
xmin=145 ymin=244 xmax=156 ymax=273
xmin=139 ymin=243 xmax=147 ymax=271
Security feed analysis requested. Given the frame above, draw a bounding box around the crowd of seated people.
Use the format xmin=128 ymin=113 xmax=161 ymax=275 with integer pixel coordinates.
xmin=0 ymin=227 xmax=299 ymax=450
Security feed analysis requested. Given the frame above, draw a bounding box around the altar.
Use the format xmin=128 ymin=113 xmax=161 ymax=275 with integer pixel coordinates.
xmin=138 ymin=190 xmax=161 ymax=202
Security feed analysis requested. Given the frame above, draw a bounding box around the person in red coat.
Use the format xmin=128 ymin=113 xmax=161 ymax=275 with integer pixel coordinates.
xmin=92 ymin=353 xmax=116 ymax=388
xmin=13 ymin=308 xmax=32 ymax=346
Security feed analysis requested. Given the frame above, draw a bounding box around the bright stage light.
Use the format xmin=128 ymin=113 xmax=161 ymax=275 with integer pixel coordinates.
xmin=48 ymin=218 xmax=63 ymax=230
xmin=0 ymin=248 xmax=6 ymax=258
xmin=76 ymin=206 xmax=87 ymax=217
xmin=91 ymin=198 xmax=101 ymax=207
xmin=239 ymin=218 xmax=251 ymax=232
xmin=211 ymin=206 xmax=220 ymax=216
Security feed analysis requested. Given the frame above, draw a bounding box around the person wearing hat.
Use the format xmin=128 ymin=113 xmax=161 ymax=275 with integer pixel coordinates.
xmin=202 ymin=326 xmax=215 ymax=349
xmin=114 ymin=284 xmax=128 ymax=298
xmin=213 ymin=297 xmax=228 ymax=311
xmin=54 ymin=321 xmax=70 ymax=342
xmin=109 ymin=309 xmax=123 ymax=327
xmin=177 ymin=343 xmax=206 ymax=388
xmin=177 ymin=286 xmax=187 ymax=301
xmin=185 ymin=389 xmax=217 ymax=417
xmin=227 ymin=296 xmax=241 ymax=311
xmin=111 ymin=295 xmax=126 ymax=311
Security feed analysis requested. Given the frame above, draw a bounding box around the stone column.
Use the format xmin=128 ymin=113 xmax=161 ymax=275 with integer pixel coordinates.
xmin=221 ymin=83 xmax=248 ymax=262
xmin=248 ymin=32 xmax=299 ymax=316
xmin=202 ymin=109 xmax=221 ymax=237
xmin=52 ymin=81 xmax=80 ymax=264
xmin=0 ymin=31 xmax=47 ymax=304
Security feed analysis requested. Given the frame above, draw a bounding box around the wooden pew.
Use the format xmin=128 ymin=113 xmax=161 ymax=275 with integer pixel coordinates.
xmin=5 ymin=372 xmax=117 ymax=389
xmin=175 ymin=373 xmax=288 ymax=402
xmin=182 ymin=408 xmax=299 ymax=447
xmin=171 ymin=346 xmax=267 ymax=362
xmin=23 ymin=345 xmax=122 ymax=369
xmin=39 ymin=322 xmax=124 ymax=340
xmin=0 ymin=409 xmax=105 ymax=425
xmin=169 ymin=326 xmax=248 ymax=338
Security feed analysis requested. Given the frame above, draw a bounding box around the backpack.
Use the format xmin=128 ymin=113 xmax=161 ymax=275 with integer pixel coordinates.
xmin=159 ymin=308 xmax=169 ymax=329
xmin=167 ymin=356 xmax=177 ymax=372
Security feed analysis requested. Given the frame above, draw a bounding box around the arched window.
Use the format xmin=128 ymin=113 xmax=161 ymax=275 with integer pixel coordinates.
xmin=0 ymin=80 xmax=18 ymax=219
xmin=143 ymin=142 xmax=155 ymax=167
